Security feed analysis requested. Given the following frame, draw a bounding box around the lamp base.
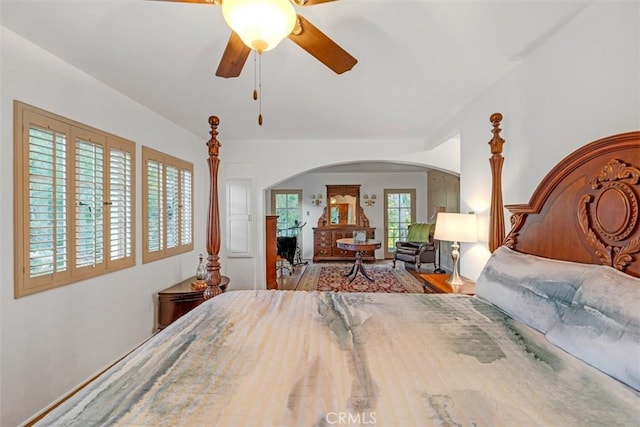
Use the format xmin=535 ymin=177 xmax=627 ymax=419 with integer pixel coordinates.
xmin=445 ymin=272 xmax=465 ymax=294
xmin=446 ymin=241 xmax=464 ymax=293
xmin=446 ymin=281 xmax=463 ymax=294
xmin=445 ymin=270 xmax=465 ymax=286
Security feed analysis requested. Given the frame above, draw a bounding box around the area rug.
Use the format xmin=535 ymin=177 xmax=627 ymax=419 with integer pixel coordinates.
xmin=296 ymin=262 xmax=424 ymax=293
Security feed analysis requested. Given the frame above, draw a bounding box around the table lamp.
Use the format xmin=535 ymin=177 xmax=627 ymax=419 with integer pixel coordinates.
xmin=433 ymin=212 xmax=477 ymax=292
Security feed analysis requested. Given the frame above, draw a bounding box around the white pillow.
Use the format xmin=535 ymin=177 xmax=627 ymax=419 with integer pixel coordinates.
xmin=546 ymin=267 xmax=640 ymax=391
xmin=475 ymin=246 xmax=586 ymax=333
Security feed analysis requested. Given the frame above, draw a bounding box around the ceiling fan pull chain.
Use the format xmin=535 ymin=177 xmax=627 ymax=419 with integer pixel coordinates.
xmin=258 ymin=52 xmax=263 ymax=126
xmin=253 ymin=50 xmax=258 ymax=101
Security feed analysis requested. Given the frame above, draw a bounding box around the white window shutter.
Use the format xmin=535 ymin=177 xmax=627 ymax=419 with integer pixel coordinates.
xmin=146 ymin=159 xmax=164 ymax=253
xmin=108 ymin=147 xmax=133 ymax=262
xmin=165 ymin=165 xmax=179 ymax=249
xmin=74 ymin=139 xmax=105 ymax=270
xmin=226 ymin=179 xmax=253 ymax=258
xmin=180 ymin=168 xmax=193 ymax=246
xmin=27 ymin=125 xmax=69 ymax=280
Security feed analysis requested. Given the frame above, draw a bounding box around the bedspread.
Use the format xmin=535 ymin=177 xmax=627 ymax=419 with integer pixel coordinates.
xmin=38 ymin=291 xmax=640 ymax=426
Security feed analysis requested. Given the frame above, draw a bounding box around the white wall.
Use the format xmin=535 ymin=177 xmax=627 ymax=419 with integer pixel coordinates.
xmin=0 ymin=28 xmax=211 ymax=426
xmin=454 ymin=1 xmax=640 ymax=280
xmin=272 ymin=171 xmax=430 ymax=260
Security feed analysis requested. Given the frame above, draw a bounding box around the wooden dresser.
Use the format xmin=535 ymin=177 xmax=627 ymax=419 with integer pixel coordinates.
xmin=157 ymin=275 xmax=230 ymax=330
xmin=313 ymin=184 xmax=376 ymax=262
xmin=313 ymin=226 xmax=376 ymax=262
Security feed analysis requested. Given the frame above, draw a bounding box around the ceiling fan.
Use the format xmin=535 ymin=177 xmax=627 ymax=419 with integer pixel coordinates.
xmin=156 ymin=0 xmax=357 ymax=78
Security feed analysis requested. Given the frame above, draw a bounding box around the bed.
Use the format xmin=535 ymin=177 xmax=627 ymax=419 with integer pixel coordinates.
xmin=35 ymin=115 xmax=640 ymax=426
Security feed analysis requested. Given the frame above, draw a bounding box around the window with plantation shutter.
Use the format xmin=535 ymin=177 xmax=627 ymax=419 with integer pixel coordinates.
xmin=142 ymin=147 xmax=194 ymax=263
xmin=14 ymin=101 xmax=136 ymax=297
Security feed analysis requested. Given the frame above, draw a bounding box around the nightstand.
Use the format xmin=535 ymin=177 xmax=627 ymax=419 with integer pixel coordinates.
xmin=157 ymin=275 xmax=230 ymax=330
xmin=420 ymin=273 xmax=475 ymax=295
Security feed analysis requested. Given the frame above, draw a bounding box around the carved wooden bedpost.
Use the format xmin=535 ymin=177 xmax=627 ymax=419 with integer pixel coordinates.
xmin=488 ymin=113 xmax=506 ymax=253
xmin=204 ymin=116 xmax=223 ymax=300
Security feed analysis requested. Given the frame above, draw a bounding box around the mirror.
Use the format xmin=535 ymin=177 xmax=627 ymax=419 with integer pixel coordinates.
xmin=330 ymin=196 xmax=357 ymax=225
xmin=326 ymin=185 xmax=360 ymax=225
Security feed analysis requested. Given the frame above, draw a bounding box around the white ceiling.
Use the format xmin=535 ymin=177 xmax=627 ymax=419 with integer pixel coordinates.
xmin=1 ymin=0 xmax=589 ymax=144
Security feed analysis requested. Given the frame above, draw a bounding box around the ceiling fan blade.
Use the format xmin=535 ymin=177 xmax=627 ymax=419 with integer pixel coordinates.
xmin=293 ymin=0 xmax=337 ymax=6
xmin=288 ymin=14 xmax=357 ymax=74
xmin=215 ymin=32 xmax=251 ymax=78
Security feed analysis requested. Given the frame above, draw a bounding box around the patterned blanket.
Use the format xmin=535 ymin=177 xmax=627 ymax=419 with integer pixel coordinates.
xmin=38 ymin=291 xmax=640 ymax=426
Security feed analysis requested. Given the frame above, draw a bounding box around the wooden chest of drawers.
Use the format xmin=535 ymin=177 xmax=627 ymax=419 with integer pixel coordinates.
xmin=313 ymin=226 xmax=376 ymax=262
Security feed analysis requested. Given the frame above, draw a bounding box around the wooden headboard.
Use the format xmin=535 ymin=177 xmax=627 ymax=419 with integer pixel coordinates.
xmin=488 ymin=114 xmax=640 ymax=278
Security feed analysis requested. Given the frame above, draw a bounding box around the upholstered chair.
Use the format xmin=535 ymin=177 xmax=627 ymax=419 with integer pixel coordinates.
xmin=392 ymin=223 xmax=437 ymax=271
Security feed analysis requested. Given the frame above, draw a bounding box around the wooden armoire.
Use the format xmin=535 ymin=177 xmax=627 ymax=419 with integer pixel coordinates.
xmin=265 ymin=215 xmax=278 ymax=289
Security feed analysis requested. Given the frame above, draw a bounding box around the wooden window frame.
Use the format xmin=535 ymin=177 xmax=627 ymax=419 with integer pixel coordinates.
xmin=14 ymin=101 xmax=136 ymax=297
xmin=142 ymin=146 xmax=194 ymax=263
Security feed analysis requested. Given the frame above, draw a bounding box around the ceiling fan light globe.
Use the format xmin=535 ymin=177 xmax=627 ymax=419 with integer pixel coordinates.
xmin=221 ymin=0 xmax=296 ymax=53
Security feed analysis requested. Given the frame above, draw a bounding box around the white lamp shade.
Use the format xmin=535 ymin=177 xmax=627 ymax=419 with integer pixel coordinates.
xmin=434 ymin=212 xmax=478 ymax=243
xmin=221 ymin=0 xmax=297 ymax=52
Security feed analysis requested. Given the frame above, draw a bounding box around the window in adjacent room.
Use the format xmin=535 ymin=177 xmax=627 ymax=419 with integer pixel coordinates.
xmin=271 ymin=190 xmax=304 ymax=263
xmin=384 ymin=189 xmax=416 ymax=259
xmin=142 ymin=146 xmax=193 ymax=263
xmin=14 ymin=101 xmax=136 ymax=297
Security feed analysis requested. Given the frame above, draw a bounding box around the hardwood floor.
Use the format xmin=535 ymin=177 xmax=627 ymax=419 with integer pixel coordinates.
xmin=275 ymin=261 xmax=308 ymax=290
xmin=275 ymin=259 xmax=432 ymax=290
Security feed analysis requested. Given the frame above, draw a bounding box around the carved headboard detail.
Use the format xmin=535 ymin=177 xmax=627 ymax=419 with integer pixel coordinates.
xmin=487 ymin=117 xmax=640 ymax=278
xmin=577 ymin=159 xmax=640 ymax=272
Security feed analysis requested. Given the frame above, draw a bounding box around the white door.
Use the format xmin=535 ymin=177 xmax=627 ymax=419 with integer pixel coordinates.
xmin=227 ymin=179 xmax=253 ymax=257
